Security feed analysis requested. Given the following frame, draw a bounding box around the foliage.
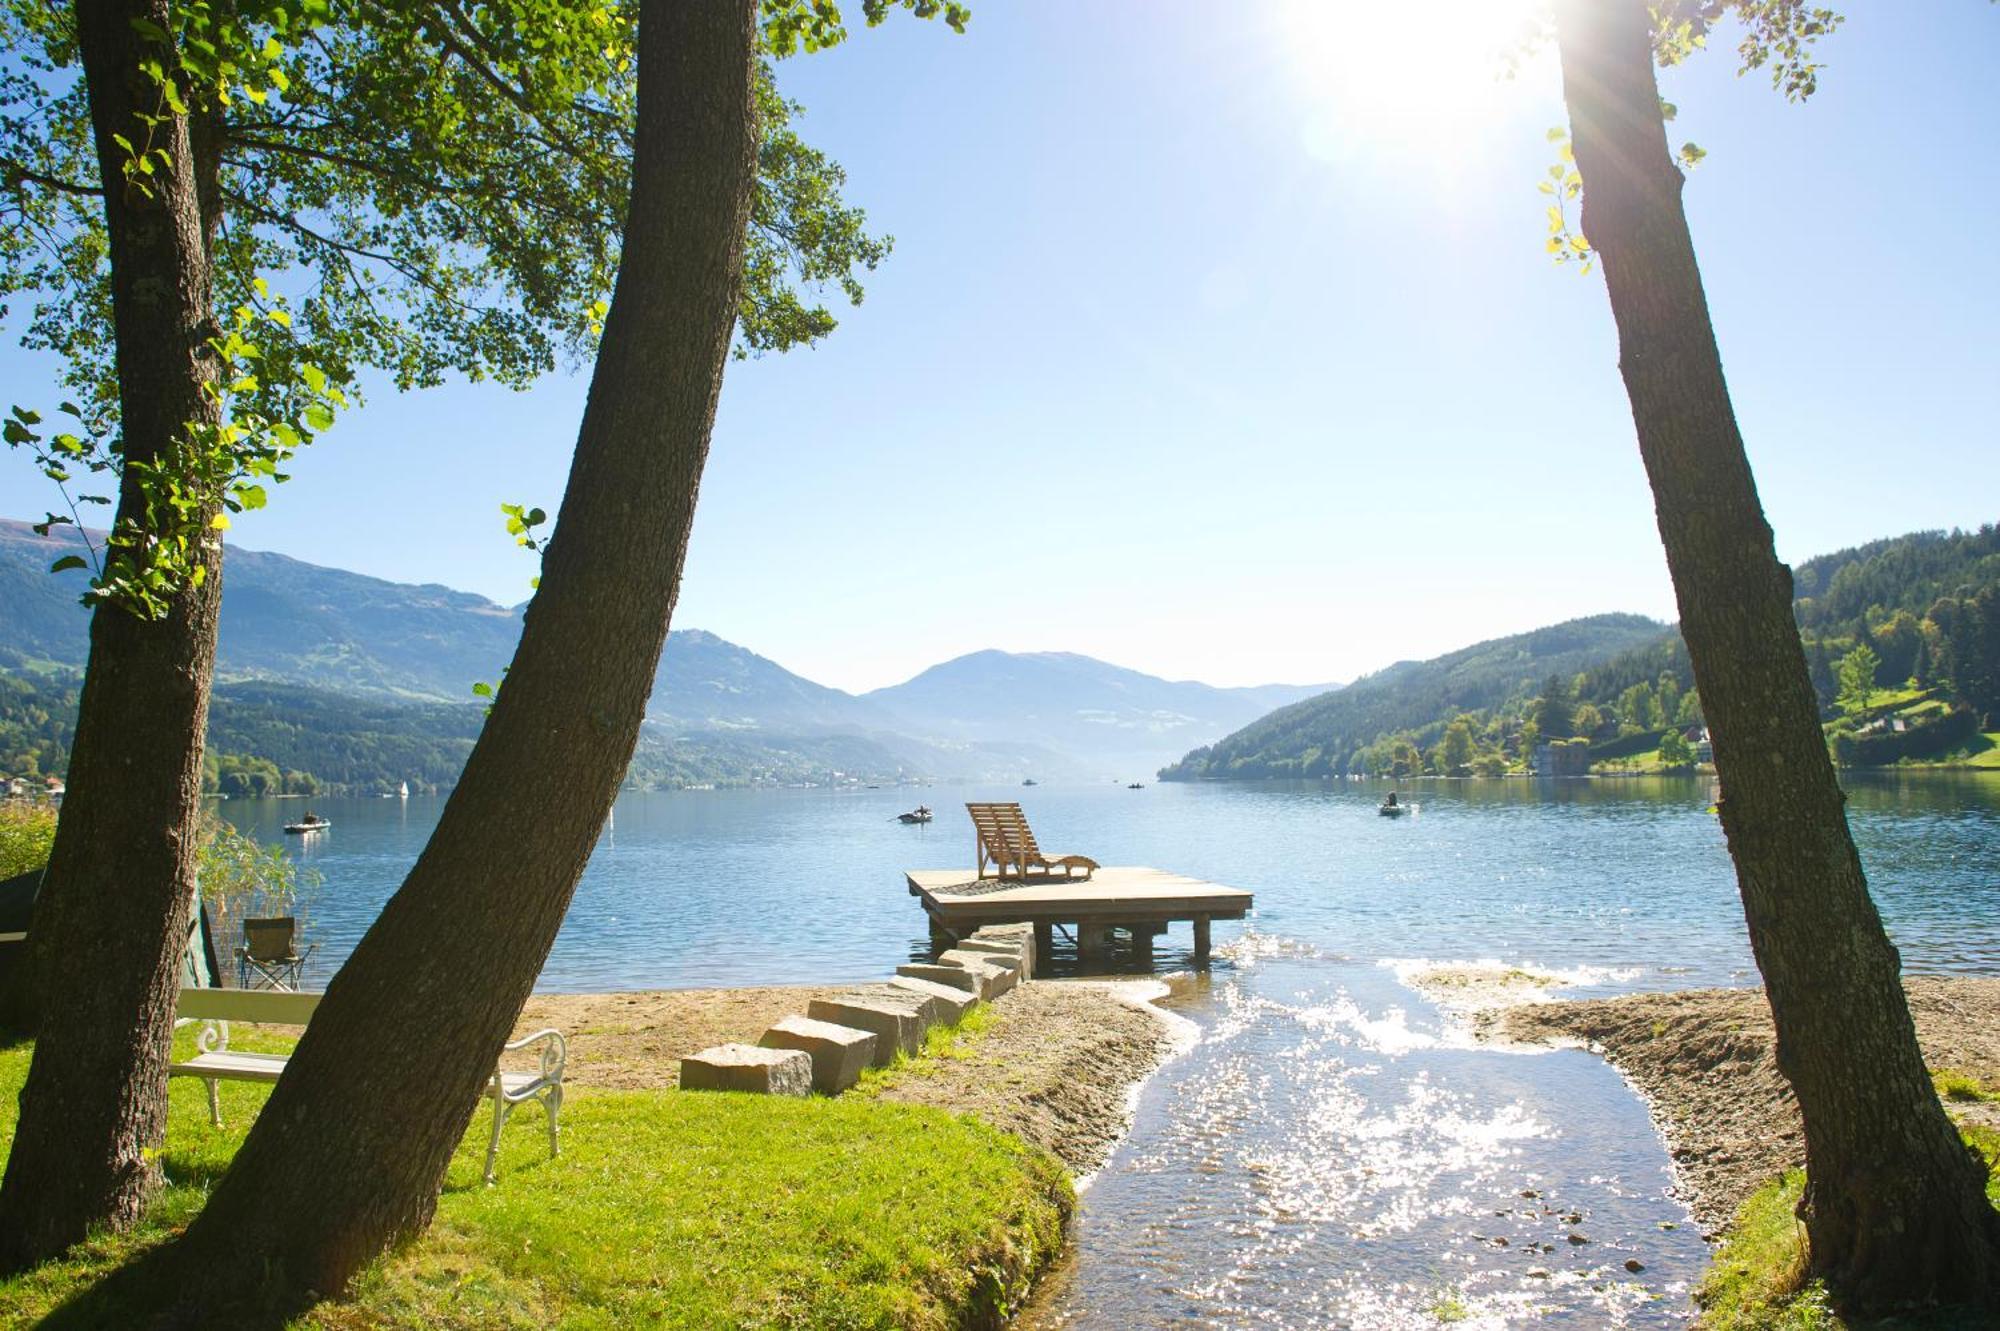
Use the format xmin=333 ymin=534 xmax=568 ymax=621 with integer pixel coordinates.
xmin=194 ymin=807 xmax=310 ymax=913
xmin=1657 ymin=727 xmax=1696 ymax=769
xmin=0 ymin=802 xmax=55 ymax=880
xmin=2 ymin=0 xmax=964 ymax=614
xmin=0 ymin=1029 xmax=1072 ymax=1329
xmin=1835 ymin=644 xmax=1880 ymax=714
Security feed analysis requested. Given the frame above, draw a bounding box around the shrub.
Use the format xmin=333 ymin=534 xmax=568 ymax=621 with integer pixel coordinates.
xmin=0 ymin=803 xmax=56 ymax=880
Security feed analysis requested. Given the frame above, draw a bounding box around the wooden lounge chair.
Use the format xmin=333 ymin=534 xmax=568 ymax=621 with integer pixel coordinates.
xmin=967 ymin=802 xmax=1099 ymax=881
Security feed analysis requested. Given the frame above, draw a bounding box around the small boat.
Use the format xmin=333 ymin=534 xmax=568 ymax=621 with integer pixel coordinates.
xmin=1021 ymin=778 xmax=1039 ymax=787
xmin=896 ymin=805 xmax=934 ymax=825
xmin=1378 ymin=801 xmax=1410 ymax=818
xmin=283 ymin=813 xmax=331 ymax=834
xmin=1127 ymin=782 xmax=1145 ymax=789
xmin=398 ymin=780 xmax=409 ymax=799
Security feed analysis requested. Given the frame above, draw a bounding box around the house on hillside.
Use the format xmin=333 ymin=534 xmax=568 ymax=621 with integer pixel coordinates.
xmin=42 ymin=777 xmax=64 ymax=799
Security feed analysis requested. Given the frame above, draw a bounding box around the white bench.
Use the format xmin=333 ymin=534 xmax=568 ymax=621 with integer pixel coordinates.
xmin=169 ymin=987 xmax=565 ymax=1185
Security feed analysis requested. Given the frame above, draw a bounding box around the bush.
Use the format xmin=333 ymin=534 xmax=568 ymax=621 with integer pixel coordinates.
xmin=0 ymin=803 xmax=56 ymax=879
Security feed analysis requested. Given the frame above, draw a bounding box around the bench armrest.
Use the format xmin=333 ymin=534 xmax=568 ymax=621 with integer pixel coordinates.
xmin=502 ymin=1028 xmax=566 ymax=1085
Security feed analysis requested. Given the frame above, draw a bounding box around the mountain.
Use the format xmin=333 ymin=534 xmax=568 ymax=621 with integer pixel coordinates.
xmin=0 ymin=519 xmax=1307 ymax=785
xmin=866 ymin=650 xmax=1335 ymax=778
xmin=1165 ymin=524 xmax=2000 ymax=781
xmin=1162 ymin=613 xmax=1673 ymax=780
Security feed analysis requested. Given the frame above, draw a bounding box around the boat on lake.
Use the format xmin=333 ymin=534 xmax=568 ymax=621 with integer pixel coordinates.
xmin=896 ymin=805 xmax=934 ymax=824
xmin=283 ymin=813 xmax=331 ymax=834
xmin=1128 ymin=782 xmax=1145 ymax=789
xmin=1379 ymin=792 xmax=1411 ymax=817
xmin=1021 ymin=778 xmax=1038 ymax=787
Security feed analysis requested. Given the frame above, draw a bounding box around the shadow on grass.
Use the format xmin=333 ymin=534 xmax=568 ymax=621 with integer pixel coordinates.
xmin=33 ymin=1237 xmax=322 ymax=1331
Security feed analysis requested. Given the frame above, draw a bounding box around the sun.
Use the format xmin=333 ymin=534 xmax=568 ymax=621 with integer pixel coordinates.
xmin=1272 ymin=0 xmax=1552 ymax=163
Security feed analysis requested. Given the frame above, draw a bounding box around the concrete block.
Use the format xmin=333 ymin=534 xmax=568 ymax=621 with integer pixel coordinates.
xmin=887 ymin=975 xmax=978 ymax=1025
xmin=808 ymin=995 xmax=925 ymax=1065
xmin=939 ymin=950 xmax=1015 ymax=998
xmin=759 ymin=1015 xmax=876 ymax=1095
xmin=956 ymin=938 xmax=1023 ymax=962
xmin=971 ymin=924 xmax=1036 ymax=976
xmin=897 ymin=962 xmax=982 ymax=994
xmin=679 ymin=1043 xmax=812 ymax=1096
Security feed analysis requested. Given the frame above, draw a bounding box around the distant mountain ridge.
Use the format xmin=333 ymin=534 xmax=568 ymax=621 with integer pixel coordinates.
xmin=0 ymin=519 xmax=1322 ymax=783
xmin=865 ymin=650 xmax=1333 ymax=777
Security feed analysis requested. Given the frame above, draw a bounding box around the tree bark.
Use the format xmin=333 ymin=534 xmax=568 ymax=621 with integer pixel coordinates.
xmin=1552 ymin=0 xmax=2000 ymax=1312
xmin=0 ymin=0 xmax=225 ymax=1272
xmin=164 ymin=0 xmax=760 ymax=1309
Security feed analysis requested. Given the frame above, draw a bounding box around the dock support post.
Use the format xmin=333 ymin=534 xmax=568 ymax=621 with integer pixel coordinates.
xmin=1130 ymin=926 xmax=1154 ymax=966
xmin=1077 ymin=923 xmax=1110 ymax=965
xmin=929 ymin=915 xmax=955 ymax=958
xmin=1192 ymin=915 xmax=1212 ymax=967
xmin=1033 ymin=920 xmax=1053 ymax=976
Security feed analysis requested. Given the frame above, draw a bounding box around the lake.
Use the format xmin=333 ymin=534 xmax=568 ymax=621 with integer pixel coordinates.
xmin=221 ymin=773 xmax=2000 ymax=1328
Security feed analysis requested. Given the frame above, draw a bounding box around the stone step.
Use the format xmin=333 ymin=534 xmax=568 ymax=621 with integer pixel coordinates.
xmin=938 ymin=950 xmax=1016 ymax=998
xmin=887 ymin=975 xmax=978 ymax=1025
xmin=807 ymin=995 xmax=926 ymax=1065
xmin=896 ymin=962 xmax=983 ymax=994
xmin=679 ymin=1043 xmax=813 ymax=1096
xmin=758 ymin=1015 xmax=877 ymax=1095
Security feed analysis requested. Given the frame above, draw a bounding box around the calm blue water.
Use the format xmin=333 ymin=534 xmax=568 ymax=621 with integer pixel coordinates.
xmin=223 ymin=774 xmax=2000 ymax=1329
xmin=225 ymin=772 xmax=2000 ymax=993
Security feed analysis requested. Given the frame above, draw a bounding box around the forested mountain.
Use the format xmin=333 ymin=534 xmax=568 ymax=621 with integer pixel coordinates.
xmin=1163 ymin=525 xmax=2000 ymax=781
xmin=1161 ymin=615 xmax=1669 ymax=780
xmin=867 ymin=650 xmax=1332 ymax=777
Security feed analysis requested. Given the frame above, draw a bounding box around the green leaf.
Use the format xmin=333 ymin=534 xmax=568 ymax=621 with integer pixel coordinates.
xmin=302 ymin=404 xmax=335 ymax=432
xmin=49 ymin=555 xmax=87 ymax=574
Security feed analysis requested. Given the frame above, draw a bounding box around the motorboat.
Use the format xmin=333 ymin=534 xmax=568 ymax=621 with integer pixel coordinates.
xmin=283 ymin=813 xmax=331 ymax=834
xmin=896 ymin=805 xmax=934 ymax=824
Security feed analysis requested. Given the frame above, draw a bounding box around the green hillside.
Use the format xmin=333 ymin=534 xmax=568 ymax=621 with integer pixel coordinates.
xmin=1161 ymin=614 xmax=1670 ymax=781
xmin=0 ymin=669 xmax=927 ymax=796
xmin=1163 ymin=525 xmax=2000 ymax=781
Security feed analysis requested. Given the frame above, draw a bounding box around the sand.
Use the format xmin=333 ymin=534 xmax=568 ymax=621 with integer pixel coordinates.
xmin=515 ymin=977 xmax=1181 ymax=1175
xmin=1471 ymin=977 xmax=2000 ymax=1232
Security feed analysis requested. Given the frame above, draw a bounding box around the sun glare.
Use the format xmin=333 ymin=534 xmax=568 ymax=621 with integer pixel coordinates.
xmin=1274 ymin=0 xmax=1551 ymax=164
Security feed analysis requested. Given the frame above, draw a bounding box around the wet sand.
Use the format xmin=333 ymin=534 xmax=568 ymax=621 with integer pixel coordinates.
xmin=516 ymin=977 xmax=1182 ymax=1175
xmin=1463 ymin=976 xmax=2000 ymax=1232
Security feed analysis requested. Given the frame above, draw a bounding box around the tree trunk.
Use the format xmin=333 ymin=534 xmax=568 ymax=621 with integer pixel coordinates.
xmin=0 ymin=0 xmax=225 ymax=1272
xmin=1552 ymin=0 xmax=2000 ymax=1312
xmin=165 ymin=0 xmax=759 ymax=1309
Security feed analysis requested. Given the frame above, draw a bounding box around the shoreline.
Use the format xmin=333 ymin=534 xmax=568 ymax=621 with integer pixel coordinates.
xmin=1442 ymin=975 xmax=2000 ymax=1232
xmin=514 ymin=973 xmax=1188 ymax=1178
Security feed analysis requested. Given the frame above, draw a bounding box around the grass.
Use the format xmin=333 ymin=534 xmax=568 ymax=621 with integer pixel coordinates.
xmin=0 ymin=1011 xmax=1072 ymax=1329
xmin=1962 ymin=735 xmax=2000 ymax=770
xmin=1931 ymin=1068 xmax=1997 ymax=1103
xmin=1695 ymin=1126 xmax=2000 ymax=1331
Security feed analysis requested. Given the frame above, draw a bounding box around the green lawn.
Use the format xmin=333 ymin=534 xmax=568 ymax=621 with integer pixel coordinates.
xmin=1963 ymin=734 xmax=2000 ymax=770
xmin=1695 ymin=1124 xmax=2000 ymax=1331
xmin=0 ymin=1020 xmax=1071 ymax=1329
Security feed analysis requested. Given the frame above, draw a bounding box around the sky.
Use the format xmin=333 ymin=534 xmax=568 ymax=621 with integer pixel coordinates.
xmin=3 ymin=1 xmax=1996 ymax=693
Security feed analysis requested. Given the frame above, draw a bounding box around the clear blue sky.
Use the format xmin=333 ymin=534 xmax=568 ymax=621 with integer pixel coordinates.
xmin=4 ymin=1 xmax=1995 ymax=692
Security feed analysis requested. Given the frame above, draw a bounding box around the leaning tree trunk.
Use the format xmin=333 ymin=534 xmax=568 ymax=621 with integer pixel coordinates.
xmin=166 ymin=0 xmax=759 ymax=1309
xmin=1553 ymin=0 xmax=2000 ymax=1312
xmin=0 ymin=0 xmax=226 ymax=1272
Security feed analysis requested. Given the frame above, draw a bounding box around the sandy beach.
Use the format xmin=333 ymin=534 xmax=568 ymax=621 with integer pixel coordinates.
xmin=516 ymin=976 xmax=1182 ymax=1175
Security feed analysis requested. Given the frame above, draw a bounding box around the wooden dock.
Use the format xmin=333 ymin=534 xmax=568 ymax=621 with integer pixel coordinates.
xmin=905 ymin=866 xmax=1253 ymax=973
